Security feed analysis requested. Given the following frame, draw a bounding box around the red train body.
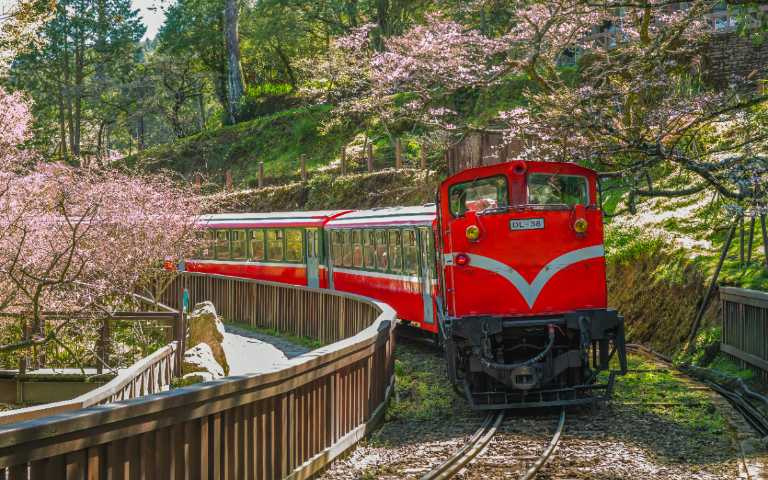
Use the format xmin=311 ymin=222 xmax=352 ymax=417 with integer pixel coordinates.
xmin=185 ymin=161 xmax=627 ymax=409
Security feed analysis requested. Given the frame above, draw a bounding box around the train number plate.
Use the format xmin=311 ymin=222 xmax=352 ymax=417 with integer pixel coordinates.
xmin=509 ymin=218 xmax=545 ymax=231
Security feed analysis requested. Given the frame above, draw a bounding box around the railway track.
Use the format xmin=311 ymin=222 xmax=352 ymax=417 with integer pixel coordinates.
xmin=420 ymin=409 xmax=566 ymax=480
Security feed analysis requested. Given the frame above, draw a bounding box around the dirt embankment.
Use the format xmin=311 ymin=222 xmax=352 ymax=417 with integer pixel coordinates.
xmin=206 ymin=169 xmax=440 ymax=213
xmin=606 ymin=242 xmax=718 ymax=356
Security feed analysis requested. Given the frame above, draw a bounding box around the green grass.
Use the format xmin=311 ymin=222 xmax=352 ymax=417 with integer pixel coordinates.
xmin=707 ymin=354 xmax=755 ymax=381
xmin=122 ymin=106 xmax=359 ymax=188
xmin=609 ymin=355 xmax=727 ymax=435
xmin=386 ymin=344 xmax=460 ymax=422
xmin=227 ymin=321 xmax=322 ymax=350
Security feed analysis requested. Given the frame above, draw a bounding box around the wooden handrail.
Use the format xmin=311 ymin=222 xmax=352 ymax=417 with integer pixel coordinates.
xmin=0 ymin=342 xmax=178 ymax=425
xmin=0 ymin=274 xmax=397 ymax=480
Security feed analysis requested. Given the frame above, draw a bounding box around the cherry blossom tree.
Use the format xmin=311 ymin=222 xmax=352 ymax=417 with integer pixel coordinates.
xmin=0 ymin=87 xmax=203 ymax=367
xmin=314 ymin=1 xmax=768 ymax=209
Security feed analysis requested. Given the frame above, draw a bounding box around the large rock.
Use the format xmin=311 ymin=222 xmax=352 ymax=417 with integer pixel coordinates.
xmin=182 ymin=342 xmax=225 ymax=379
xmin=183 ymin=301 xmax=230 ymax=376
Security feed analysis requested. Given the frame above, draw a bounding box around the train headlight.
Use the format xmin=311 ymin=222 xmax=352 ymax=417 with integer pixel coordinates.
xmin=465 ymin=225 xmax=481 ymax=241
xmin=454 ymin=253 xmax=470 ymax=266
xmin=573 ymin=218 xmax=588 ymax=234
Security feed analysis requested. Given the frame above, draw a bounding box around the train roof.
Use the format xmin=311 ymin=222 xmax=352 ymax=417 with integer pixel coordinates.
xmin=198 ymin=210 xmax=351 ymax=228
xmin=326 ymin=205 xmax=436 ymax=229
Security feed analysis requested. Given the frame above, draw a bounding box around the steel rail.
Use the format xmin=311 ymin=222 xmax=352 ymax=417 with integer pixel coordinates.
xmin=518 ymin=408 xmax=566 ymax=480
xmin=420 ymin=412 xmax=504 ymax=480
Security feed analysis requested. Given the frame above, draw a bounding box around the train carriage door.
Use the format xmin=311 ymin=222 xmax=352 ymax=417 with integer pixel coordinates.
xmin=418 ymin=227 xmax=435 ymax=325
xmin=306 ymin=228 xmax=320 ymax=288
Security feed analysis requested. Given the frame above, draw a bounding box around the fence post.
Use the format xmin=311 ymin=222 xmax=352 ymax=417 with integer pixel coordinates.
xmin=225 ymin=170 xmax=233 ymax=192
xmin=747 ymin=216 xmax=756 ymax=264
xmin=395 ymin=138 xmax=402 ymax=170
xmin=420 ymin=145 xmax=427 ymax=169
xmin=340 ymin=147 xmax=347 ymax=175
xmin=258 ymin=161 xmax=265 ymax=188
xmin=300 ymin=155 xmax=308 ymax=182
xmin=366 ymin=143 xmax=374 ymax=172
xmin=98 ymin=318 xmax=110 ymax=375
xmin=761 ymin=214 xmax=768 ymax=269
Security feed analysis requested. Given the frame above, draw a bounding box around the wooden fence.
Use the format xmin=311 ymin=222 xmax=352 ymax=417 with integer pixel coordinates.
xmin=0 ymin=273 xmax=396 ymax=480
xmin=0 ymin=341 xmax=178 ymax=426
xmin=721 ymin=286 xmax=768 ymax=382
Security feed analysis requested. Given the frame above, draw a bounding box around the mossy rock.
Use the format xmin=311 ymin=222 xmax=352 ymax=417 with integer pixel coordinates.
xmin=185 ymin=301 xmax=230 ymax=375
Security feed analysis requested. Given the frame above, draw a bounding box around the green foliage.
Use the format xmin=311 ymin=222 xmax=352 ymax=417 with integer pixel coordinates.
xmin=237 ymin=83 xmax=297 ymax=121
xmin=605 ymin=226 xmax=667 ymax=265
xmin=123 ymin=106 xmax=357 ymax=184
xmin=386 ymin=344 xmax=460 ymax=421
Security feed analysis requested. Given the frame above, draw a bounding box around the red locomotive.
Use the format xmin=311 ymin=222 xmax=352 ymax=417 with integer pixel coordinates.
xmin=185 ymin=160 xmax=627 ymax=409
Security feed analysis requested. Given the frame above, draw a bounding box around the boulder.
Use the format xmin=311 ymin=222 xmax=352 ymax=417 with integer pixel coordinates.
xmin=182 ymin=342 xmax=225 ymax=379
xmin=183 ymin=301 xmax=230 ymax=375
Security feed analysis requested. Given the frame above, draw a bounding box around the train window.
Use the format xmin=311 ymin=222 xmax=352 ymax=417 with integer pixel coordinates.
xmin=352 ymin=230 xmax=363 ymax=268
xmin=215 ymin=230 xmax=230 ymax=260
xmin=231 ymin=230 xmax=247 ymax=260
xmin=363 ymin=230 xmax=376 ymax=270
xmin=449 ymin=175 xmax=508 ymax=217
xmin=331 ymin=231 xmax=343 ymax=266
xmin=202 ymin=230 xmax=216 ymax=259
xmin=250 ymin=229 xmax=265 ymax=261
xmin=267 ymin=229 xmax=284 ymax=261
xmin=342 ymin=230 xmax=353 ymax=267
xmin=403 ymin=229 xmax=419 ymax=275
xmin=388 ymin=229 xmax=403 ymax=273
xmin=528 ymin=174 xmax=589 ymax=206
xmin=375 ymin=230 xmax=388 ymax=270
xmin=285 ymin=228 xmax=304 ymax=262
xmin=425 ymin=229 xmax=437 ymax=277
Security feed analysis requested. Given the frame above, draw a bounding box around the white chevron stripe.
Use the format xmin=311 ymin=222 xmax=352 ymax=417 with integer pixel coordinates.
xmin=444 ymin=245 xmax=605 ymax=308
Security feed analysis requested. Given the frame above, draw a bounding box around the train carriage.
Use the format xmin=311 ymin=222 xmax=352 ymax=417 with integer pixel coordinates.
xmin=324 ymin=206 xmax=439 ymax=333
xmin=186 ymin=210 xmax=350 ymax=288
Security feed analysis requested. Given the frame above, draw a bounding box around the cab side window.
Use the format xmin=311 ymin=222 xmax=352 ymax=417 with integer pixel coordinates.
xmin=449 ymin=175 xmax=509 ymax=217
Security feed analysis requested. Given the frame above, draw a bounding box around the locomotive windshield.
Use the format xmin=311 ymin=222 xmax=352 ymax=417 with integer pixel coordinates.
xmin=449 ymin=175 xmax=508 ymax=217
xmin=528 ymin=173 xmax=588 ymax=206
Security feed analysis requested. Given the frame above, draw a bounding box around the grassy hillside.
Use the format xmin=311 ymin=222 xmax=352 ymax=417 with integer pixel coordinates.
xmin=123 ymin=106 xmax=360 ymax=187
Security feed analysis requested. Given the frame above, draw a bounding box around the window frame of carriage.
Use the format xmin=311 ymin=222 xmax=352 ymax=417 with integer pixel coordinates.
xmin=328 ymin=226 xmax=425 ymax=276
xmin=201 ymin=227 xmax=307 ymax=264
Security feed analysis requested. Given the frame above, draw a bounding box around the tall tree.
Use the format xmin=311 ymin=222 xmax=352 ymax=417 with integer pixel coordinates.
xmin=224 ymin=0 xmax=245 ymax=123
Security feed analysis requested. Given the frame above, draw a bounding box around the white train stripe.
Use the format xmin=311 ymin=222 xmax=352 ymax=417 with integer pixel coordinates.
xmin=332 ymin=267 xmax=421 ymax=283
xmin=444 ymin=245 xmax=605 ymax=308
xmin=188 ymin=259 xmax=307 ymax=269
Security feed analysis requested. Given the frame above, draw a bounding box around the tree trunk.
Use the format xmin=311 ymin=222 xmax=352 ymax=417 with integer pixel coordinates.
xmin=72 ymin=35 xmax=84 ymax=159
xmin=197 ymin=93 xmax=206 ymax=131
xmin=57 ymin=87 xmax=68 ymax=161
xmin=137 ymin=115 xmax=145 ymax=151
xmin=224 ymin=0 xmax=245 ymax=124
